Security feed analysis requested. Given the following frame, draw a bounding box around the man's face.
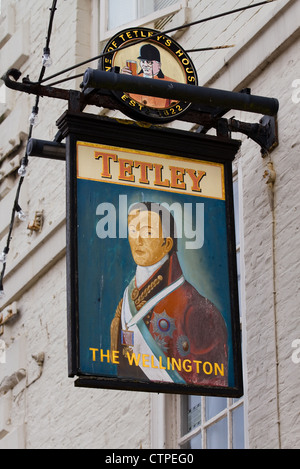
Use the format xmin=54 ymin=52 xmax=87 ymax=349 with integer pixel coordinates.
xmin=140 ymin=59 xmax=161 ymax=77
xmin=128 ymin=209 xmax=173 ymax=267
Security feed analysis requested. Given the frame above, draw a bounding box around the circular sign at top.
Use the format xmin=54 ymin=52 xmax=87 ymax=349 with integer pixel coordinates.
xmin=100 ymin=27 xmax=198 ymax=124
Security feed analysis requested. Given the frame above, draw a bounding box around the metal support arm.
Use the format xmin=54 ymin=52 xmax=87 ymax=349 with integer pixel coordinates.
xmin=3 ymin=68 xmax=279 ymax=155
xmin=82 ymin=68 xmax=279 ymax=117
xmin=228 ymin=115 xmax=278 ymax=156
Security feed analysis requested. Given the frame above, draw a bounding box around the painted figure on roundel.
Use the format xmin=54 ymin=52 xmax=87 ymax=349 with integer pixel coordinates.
xmin=121 ymin=44 xmax=178 ymax=109
xmin=110 ymin=202 xmax=228 ymax=386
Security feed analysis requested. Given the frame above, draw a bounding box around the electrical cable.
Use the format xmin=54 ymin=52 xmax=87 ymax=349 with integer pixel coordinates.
xmin=27 ymin=0 xmax=277 ymax=87
xmin=0 ymin=0 xmax=277 ymax=297
xmin=185 ymin=45 xmax=235 ymax=53
xmin=45 ymin=45 xmax=236 ymax=88
xmin=0 ymin=1 xmax=58 ymax=298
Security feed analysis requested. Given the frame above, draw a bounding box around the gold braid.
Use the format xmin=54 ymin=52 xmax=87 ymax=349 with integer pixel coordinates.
xmin=110 ymin=298 xmax=123 ymax=353
xmin=134 ymin=275 xmax=163 ymax=310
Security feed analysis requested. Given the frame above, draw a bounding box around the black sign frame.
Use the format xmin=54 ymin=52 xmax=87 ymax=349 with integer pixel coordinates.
xmin=58 ymin=111 xmax=243 ymax=397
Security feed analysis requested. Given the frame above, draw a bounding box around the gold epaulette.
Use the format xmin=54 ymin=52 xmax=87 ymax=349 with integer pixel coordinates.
xmin=132 ymin=274 xmax=163 ymax=311
xmin=110 ymin=299 xmax=123 ymax=353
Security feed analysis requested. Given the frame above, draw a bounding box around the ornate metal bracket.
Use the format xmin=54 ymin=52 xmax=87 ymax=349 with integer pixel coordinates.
xmin=214 ymin=114 xmax=278 ymax=157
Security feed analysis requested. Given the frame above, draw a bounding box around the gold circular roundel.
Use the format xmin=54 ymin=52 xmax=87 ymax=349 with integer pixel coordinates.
xmin=100 ymin=27 xmax=198 ymax=124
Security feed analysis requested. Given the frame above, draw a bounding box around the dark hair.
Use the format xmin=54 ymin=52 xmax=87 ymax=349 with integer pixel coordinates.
xmin=128 ymin=202 xmax=178 ymax=252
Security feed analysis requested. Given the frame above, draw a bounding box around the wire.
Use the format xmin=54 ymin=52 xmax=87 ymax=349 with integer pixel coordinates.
xmin=45 ymin=44 xmax=236 ymax=87
xmin=45 ymin=44 xmax=235 ymax=87
xmin=31 ymin=0 xmax=277 ymax=87
xmin=0 ymin=0 xmax=58 ymax=298
xmin=46 ymin=73 xmax=85 ymax=88
xmin=186 ymin=45 xmax=235 ymax=53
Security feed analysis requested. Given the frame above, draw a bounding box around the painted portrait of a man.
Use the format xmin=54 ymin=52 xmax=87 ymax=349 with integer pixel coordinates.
xmin=110 ymin=202 xmax=228 ymax=386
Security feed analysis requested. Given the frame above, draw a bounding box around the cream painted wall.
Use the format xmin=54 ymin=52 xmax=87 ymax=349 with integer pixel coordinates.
xmin=0 ymin=0 xmax=299 ymax=449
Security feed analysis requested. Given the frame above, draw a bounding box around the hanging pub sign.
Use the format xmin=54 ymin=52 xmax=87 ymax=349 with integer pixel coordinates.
xmin=58 ymin=110 xmax=243 ymax=397
xmin=99 ymin=27 xmax=198 ymax=123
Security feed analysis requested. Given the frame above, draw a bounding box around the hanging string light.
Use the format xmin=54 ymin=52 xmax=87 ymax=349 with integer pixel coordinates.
xmin=18 ymin=162 xmax=27 ymax=177
xmin=0 ymin=0 xmax=58 ymax=300
xmin=0 ymin=248 xmax=8 ymax=265
xmin=42 ymin=47 xmax=53 ymax=68
xmin=29 ymin=105 xmax=40 ymax=127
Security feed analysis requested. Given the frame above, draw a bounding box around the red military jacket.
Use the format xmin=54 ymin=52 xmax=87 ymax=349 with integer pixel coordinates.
xmin=111 ymin=252 xmax=228 ymax=387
